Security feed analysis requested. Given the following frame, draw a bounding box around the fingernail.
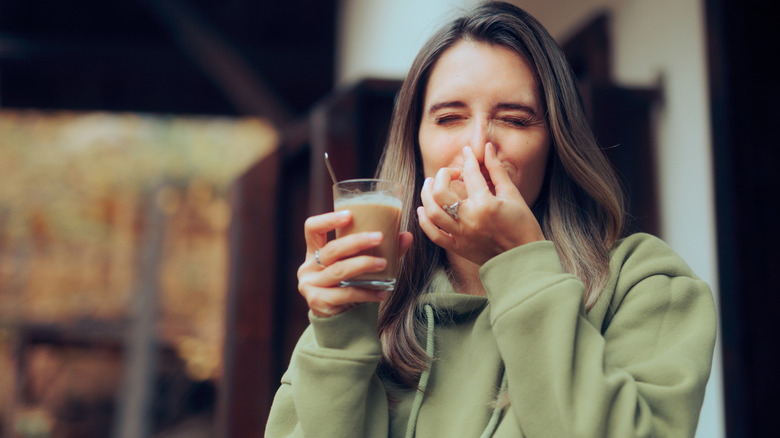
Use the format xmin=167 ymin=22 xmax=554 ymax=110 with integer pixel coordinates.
xmin=463 ymin=146 xmax=472 ymax=155
xmin=375 ymin=258 xmax=387 ymax=268
xmin=338 ymin=210 xmax=350 ymax=217
xmin=369 ymin=231 xmax=383 ymax=242
xmin=417 ymin=206 xmax=424 ymax=215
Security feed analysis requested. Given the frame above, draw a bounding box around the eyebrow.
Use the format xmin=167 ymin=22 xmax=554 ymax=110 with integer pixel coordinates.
xmin=494 ymin=102 xmax=539 ymax=116
xmin=425 ymin=100 xmax=539 ymax=117
xmin=426 ymin=101 xmax=467 ymax=114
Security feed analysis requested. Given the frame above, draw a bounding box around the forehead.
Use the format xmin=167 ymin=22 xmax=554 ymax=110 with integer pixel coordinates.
xmin=423 ymin=40 xmax=540 ymax=107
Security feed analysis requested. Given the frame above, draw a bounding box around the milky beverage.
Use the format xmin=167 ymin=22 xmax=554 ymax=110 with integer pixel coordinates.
xmin=334 ymin=191 xmax=402 ymax=289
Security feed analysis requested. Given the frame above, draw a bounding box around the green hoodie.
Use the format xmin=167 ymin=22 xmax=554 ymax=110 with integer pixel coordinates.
xmin=265 ymin=233 xmax=717 ymax=437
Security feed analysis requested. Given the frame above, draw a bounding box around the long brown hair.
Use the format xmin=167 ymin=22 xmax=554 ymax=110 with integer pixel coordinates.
xmin=376 ymin=1 xmax=625 ymax=387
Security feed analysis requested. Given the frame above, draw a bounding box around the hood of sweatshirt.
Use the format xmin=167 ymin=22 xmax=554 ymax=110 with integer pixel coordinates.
xmin=417 ymin=269 xmax=488 ymax=323
xmin=402 ymin=269 xmax=505 ymax=438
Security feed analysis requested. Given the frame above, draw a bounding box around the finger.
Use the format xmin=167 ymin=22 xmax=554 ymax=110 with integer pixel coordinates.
xmin=450 ymin=179 xmax=468 ymax=200
xmin=432 ymin=168 xmax=464 ymax=210
xmin=304 ymin=285 xmax=389 ymax=317
xmin=419 ymin=177 xmax=435 ymax=210
xmin=461 ymin=146 xmax=490 ymax=196
xmin=420 ymin=177 xmax=459 ymax=229
xmin=313 ymin=255 xmax=389 ymax=287
xmin=314 ymin=231 xmax=383 ymax=267
xmin=304 ymin=210 xmax=351 ymax=249
xmin=484 ymin=142 xmax=517 ymax=197
xmin=433 ymin=167 xmax=462 ymax=200
xmin=398 ymin=231 xmax=413 ymax=257
xmin=416 ymin=206 xmax=454 ymax=249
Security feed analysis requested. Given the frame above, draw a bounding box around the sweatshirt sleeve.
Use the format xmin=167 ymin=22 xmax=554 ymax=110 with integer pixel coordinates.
xmin=264 ymin=303 xmax=389 ymax=437
xmin=479 ymin=234 xmax=717 ymax=438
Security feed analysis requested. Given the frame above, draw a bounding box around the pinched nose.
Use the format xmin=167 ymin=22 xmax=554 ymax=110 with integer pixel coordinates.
xmin=466 ymin=120 xmax=493 ymax=163
xmin=470 ymin=143 xmax=486 ymax=164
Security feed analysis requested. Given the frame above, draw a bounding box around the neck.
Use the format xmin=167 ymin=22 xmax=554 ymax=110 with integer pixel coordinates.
xmin=446 ymin=251 xmax=486 ymax=296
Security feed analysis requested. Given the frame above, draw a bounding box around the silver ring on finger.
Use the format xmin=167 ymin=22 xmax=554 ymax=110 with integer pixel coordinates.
xmin=442 ymin=200 xmax=461 ymax=220
xmin=314 ymin=249 xmax=325 ymax=267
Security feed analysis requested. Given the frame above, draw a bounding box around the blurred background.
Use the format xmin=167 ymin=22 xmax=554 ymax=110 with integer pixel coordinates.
xmin=0 ymin=0 xmax=776 ymax=437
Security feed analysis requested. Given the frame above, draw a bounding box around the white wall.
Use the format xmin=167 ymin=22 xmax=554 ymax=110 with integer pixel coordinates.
xmin=610 ymin=1 xmax=723 ymax=436
xmin=335 ymin=0 xmax=616 ymax=85
xmin=337 ymin=1 xmax=723 ymax=436
xmin=336 ymin=0 xmax=481 ymax=86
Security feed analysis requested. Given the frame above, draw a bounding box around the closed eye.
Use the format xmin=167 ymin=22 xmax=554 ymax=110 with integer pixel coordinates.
xmin=497 ymin=115 xmax=539 ymax=128
xmin=435 ymin=114 xmax=466 ymax=125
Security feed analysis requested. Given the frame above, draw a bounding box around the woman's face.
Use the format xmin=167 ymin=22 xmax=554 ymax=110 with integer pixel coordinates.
xmin=418 ymin=40 xmax=550 ymax=205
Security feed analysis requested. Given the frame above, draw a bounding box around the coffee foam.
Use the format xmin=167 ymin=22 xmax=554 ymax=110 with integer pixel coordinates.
xmin=334 ymin=192 xmax=402 ymax=210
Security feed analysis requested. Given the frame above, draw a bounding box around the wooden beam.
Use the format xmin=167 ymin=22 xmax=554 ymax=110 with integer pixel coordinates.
xmin=141 ymin=0 xmax=293 ymax=126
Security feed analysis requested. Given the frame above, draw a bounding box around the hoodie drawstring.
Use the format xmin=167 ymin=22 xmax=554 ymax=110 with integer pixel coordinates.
xmin=405 ymin=304 xmax=435 ymax=438
xmin=479 ymin=371 xmax=508 ymax=438
xmin=404 ymin=304 xmax=507 ymax=438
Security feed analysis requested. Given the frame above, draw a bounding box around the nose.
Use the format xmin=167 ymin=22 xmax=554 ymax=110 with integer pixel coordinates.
xmin=467 ymin=118 xmax=491 ymax=163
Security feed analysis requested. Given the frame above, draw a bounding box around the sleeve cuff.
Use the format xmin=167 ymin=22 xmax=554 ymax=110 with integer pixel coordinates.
xmin=479 ymin=241 xmax=576 ymax=317
xmin=480 ymin=240 xmax=564 ymax=279
xmin=308 ymin=303 xmax=382 ymax=355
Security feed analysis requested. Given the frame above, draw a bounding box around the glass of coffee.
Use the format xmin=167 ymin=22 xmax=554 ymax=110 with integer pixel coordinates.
xmin=333 ymin=179 xmax=403 ymax=291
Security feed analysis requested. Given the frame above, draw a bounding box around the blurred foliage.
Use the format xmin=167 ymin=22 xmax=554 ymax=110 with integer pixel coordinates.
xmin=0 ymin=109 xmax=277 ymax=421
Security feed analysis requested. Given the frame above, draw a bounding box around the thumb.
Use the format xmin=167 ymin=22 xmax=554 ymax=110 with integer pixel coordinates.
xmin=484 ymin=142 xmax=516 ymax=197
xmin=398 ymin=231 xmax=414 ymax=257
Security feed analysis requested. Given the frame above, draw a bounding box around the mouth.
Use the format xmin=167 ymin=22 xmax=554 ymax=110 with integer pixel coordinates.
xmin=481 ymin=168 xmax=496 ymax=194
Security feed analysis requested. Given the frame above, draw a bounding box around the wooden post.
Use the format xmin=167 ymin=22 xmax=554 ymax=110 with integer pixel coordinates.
xmin=112 ymin=187 xmax=166 ymax=438
xmin=217 ymin=149 xmax=282 ymax=437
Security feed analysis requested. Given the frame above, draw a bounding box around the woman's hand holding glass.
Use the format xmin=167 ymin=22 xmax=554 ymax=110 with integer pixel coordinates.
xmin=417 ymin=143 xmax=546 ymax=265
xmin=297 ymin=210 xmax=413 ymax=317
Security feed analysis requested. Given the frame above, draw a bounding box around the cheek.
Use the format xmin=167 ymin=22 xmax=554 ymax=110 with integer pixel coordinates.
xmin=506 ymin=138 xmax=550 ymax=200
xmin=520 ymin=147 xmax=550 ymax=203
xmin=419 ymin=131 xmax=462 ymax=178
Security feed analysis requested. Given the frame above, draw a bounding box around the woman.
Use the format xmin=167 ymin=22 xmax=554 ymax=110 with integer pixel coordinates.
xmin=266 ymin=2 xmax=716 ymax=437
